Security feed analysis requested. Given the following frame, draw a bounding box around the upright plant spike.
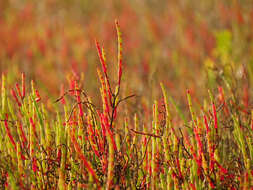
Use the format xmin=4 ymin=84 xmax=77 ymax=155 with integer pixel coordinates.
xmin=95 ymin=40 xmax=107 ymax=74
xmin=212 ymin=101 xmax=218 ymax=131
xmin=251 ymin=110 xmax=253 ymax=131
xmin=21 ymin=72 xmax=25 ymax=99
xmin=115 ymin=20 xmax=123 ymax=90
xmin=158 ymin=87 xmax=175 ymax=187
xmin=31 ymin=94 xmax=45 ymax=142
xmin=4 ymin=114 xmax=16 ymax=151
xmin=208 ymin=90 xmax=218 ymax=133
xmin=101 ymin=47 xmax=107 ymax=64
xmin=97 ymin=69 xmax=110 ymax=117
xmin=101 ymin=46 xmax=112 ymax=103
xmin=106 ymin=126 xmax=115 ymax=189
xmin=18 ymin=122 xmax=28 ymax=148
xmin=187 ymin=89 xmax=197 ymax=126
xmin=15 ymin=83 xmax=22 ymax=100
xmin=16 ymin=142 xmax=24 ymax=176
xmin=95 ymin=65 xmax=119 ymax=189
xmin=29 ymin=117 xmax=37 ymax=157
xmin=95 ymin=39 xmax=112 ymax=100
xmin=1 ymin=75 xmax=7 ymax=113
xmin=151 ymin=101 xmax=159 ymax=189
xmin=75 ymin=82 xmax=83 ymax=117
xmin=160 ymin=83 xmax=171 ymax=128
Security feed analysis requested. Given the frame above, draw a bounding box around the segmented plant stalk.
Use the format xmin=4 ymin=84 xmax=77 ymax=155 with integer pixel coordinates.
xmin=151 ymin=101 xmax=159 ymax=189
xmin=106 ymin=129 xmax=114 ymax=190
xmin=102 ymin=113 xmax=116 ymax=188
xmin=29 ymin=117 xmax=37 ymax=190
xmin=17 ymin=122 xmax=27 ymax=148
xmin=87 ymin=116 xmax=100 ymax=157
xmin=97 ymin=69 xmax=110 ymax=118
xmin=142 ymin=124 xmax=148 ymax=175
xmin=75 ymin=82 xmax=83 ymax=117
xmin=160 ymin=83 xmax=173 ymax=189
xmin=204 ymin=115 xmax=215 ymax=177
xmin=4 ymin=114 xmax=16 ymax=151
xmin=187 ymin=90 xmax=197 ymax=125
xmin=16 ymin=142 xmax=24 ymax=176
xmin=115 ymin=20 xmax=123 ymax=90
xmin=21 ymin=72 xmax=25 ymax=99
xmin=2 ymin=75 xmax=7 ymax=113
xmin=95 ymin=40 xmax=112 ymax=100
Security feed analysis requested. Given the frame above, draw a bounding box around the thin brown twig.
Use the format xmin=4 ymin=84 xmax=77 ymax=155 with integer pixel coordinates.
xmin=130 ymin=129 xmax=161 ymax=138
xmin=116 ymin=94 xmax=136 ymax=108
xmin=0 ymin=119 xmax=16 ymax=124
xmin=54 ymin=89 xmax=89 ymax=103
xmin=66 ymin=101 xmax=97 ymax=122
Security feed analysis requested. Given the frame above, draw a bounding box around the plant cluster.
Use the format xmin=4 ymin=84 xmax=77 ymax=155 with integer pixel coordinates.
xmin=0 ymin=1 xmax=253 ymax=189
xmin=0 ymin=20 xmax=252 ymax=189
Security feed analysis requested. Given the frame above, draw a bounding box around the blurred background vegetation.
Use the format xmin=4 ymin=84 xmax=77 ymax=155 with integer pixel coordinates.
xmin=0 ymin=0 xmax=252 ymax=119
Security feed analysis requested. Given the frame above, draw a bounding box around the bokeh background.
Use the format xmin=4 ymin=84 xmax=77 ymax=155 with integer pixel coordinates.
xmin=0 ymin=0 xmax=252 ymax=117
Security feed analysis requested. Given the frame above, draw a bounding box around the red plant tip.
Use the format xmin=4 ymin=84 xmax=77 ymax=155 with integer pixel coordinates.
xmin=95 ymin=39 xmax=107 ymax=75
xmin=11 ymin=88 xmax=22 ymax=107
xmin=212 ymin=102 xmax=218 ymax=130
xmin=15 ymin=83 xmax=22 ymax=99
xmin=35 ymin=89 xmax=41 ymax=102
xmin=187 ymin=89 xmax=190 ymax=94
xmin=21 ymin=72 xmax=25 ymax=99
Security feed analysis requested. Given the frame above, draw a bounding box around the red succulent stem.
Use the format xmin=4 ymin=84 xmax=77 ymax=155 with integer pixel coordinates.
xmin=4 ymin=114 xmax=17 ymax=150
xmin=101 ymin=113 xmax=117 ymax=151
xmin=18 ymin=122 xmax=28 ymax=148
xmin=212 ymin=102 xmax=218 ymax=133
xmin=21 ymin=72 xmax=25 ymax=99
xmin=95 ymin=39 xmax=112 ymax=99
xmin=115 ymin=20 xmax=123 ymax=88
xmin=15 ymin=83 xmax=22 ymax=99
xmin=11 ymin=88 xmax=21 ymax=107
xmin=75 ymin=82 xmax=83 ymax=117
